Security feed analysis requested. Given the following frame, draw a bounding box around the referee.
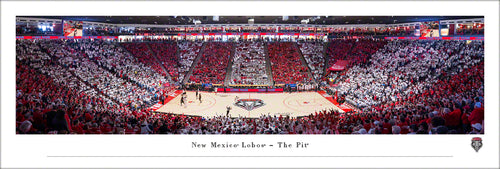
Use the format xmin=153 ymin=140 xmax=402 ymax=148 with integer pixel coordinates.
xmin=180 ymin=96 xmax=185 ymax=106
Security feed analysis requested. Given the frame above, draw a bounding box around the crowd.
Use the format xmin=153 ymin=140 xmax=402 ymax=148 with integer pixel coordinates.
xmin=336 ymin=40 xmax=483 ymax=108
xmin=326 ymin=39 xmax=354 ymax=67
xmin=325 ymin=39 xmax=387 ymax=82
xmin=349 ymin=39 xmax=387 ymax=64
xmin=335 ymin=63 xmax=484 ymax=135
xmin=17 ymin=40 xmax=129 ymax=134
xmin=41 ymin=40 xmax=171 ymax=109
xmin=456 ymin=27 xmax=484 ymax=36
xmin=298 ymin=42 xmax=325 ymax=81
xmin=149 ymin=43 xmax=180 ymax=82
xmin=297 ymin=83 xmax=319 ymax=92
xmin=16 ymin=40 xmax=108 ymax=105
xmin=121 ymin=43 xmax=167 ymax=77
xmin=16 ymin=61 xmax=156 ymax=135
xmin=230 ymin=42 xmax=269 ymax=85
xmin=333 ymin=39 xmax=484 ymax=133
xmin=178 ymin=41 xmax=203 ymax=82
xmin=267 ymin=42 xmax=311 ymax=84
xmin=16 ymin=39 xmax=177 ymax=134
xmin=83 ymin=27 xmax=114 ymax=36
xmin=68 ymin=40 xmax=169 ymax=93
xmin=327 ymin=39 xmax=387 ymax=70
xmin=189 ymin=42 xmax=232 ymax=84
xmin=328 ymin=27 xmax=416 ymax=37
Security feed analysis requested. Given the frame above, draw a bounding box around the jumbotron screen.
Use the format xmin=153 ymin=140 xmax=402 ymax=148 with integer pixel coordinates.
xmin=420 ymin=21 xmax=440 ymax=37
xmin=63 ymin=20 xmax=83 ymax=36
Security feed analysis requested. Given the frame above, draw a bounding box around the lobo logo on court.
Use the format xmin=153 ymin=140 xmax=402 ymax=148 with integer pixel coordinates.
xmin=471 ymin=137 xmax=482 ymax=152
xmin=235 ymin=99 xmax=265 ymax=111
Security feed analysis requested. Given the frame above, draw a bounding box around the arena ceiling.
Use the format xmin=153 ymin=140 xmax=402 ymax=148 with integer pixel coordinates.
xmin=20 ymin=16 xmax=482 ymax=25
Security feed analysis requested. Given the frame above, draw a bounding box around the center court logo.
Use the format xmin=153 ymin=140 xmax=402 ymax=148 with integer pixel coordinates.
xmin=234 ymin=99 xmax=265 ymax=111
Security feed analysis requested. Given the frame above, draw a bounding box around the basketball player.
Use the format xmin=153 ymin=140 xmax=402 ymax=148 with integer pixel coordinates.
xmin=226 ymin=105 xmax=232 ymax=116
xmin=198 ymin=93 xmax=202 ymax=103
xmin=196 ymin=88 xmax=199 ymax=97
xmin=234 ymin=95 xmax=240 ymax=102
xmin=181 ymin=90 xmax=187 ymax=103
xmin=214 ymin=87 xmax=218 ymax=96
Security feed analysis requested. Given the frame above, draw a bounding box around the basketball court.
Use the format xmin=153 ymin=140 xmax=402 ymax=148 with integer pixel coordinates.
xmin=155 ymin=91 xmax=344 ymax=118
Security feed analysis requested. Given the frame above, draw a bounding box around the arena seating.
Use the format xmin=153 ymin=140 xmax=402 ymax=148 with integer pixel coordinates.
xmin=298 ymin=42 xmax=325 ymax=81
xmin=456 ymin=27 xmax=484 ymax=36
xmin=17 ymin=40 xmax=142 ymax=134
xmin=67 ymin=40 xmax=169 ymax=93
xmin=189 ymin=42 xmax=232 ymax=84
xmin=337 ymin=40 xmax=483 ymax=109
xmin=15 ymin=39 xmax=484 ymax=135
xmin=149 ymin=43 xmax=180 ymax=82
xmin=121 ymin=43 xmax=167 ymax=77
xmin=177 ymin=41 xmax=203 ymax=82
xmin=327 ymin=39 xmax=386 ymax=70
xmin=267 ymin=42 xmax=311 ymax=84
xmin=230 ymin=42 xmax=269 ymax=85
xmin=326 ymin=39 xmax=355 ymax=68
xmin=16 ymin=40 xmax=108 ymax=104
xmin=42 ymin=40 xmax=166 ymax=108
xmin=349 ymin=39 xmax=387 ymax=64
xmin=334 ymin=40 xmax=484 ymax=135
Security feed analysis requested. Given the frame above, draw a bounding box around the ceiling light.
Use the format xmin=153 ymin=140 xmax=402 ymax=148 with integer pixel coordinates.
xmin=283 ymin=16 xmax=288 ymax=21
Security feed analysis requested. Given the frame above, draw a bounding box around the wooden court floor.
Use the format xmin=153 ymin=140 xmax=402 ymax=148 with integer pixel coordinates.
xmin=155 ymin=91 xmax=343 ymax=118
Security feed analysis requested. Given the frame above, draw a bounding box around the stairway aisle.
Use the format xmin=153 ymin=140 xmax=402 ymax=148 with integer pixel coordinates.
xmin=294 ymin=42 xmax=316 ymax=84
xmin=223 ymin=42 xmax=236 ymax=86
xmin=323 ymin=41 xmax=330 ymax=77
xmin=145 ymin=42 xmax=175 ymax=84
xmin=263 ymin=42 xmax=274 ymax=86
xmin=181 ymin=42 xmax=207 ymax=84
